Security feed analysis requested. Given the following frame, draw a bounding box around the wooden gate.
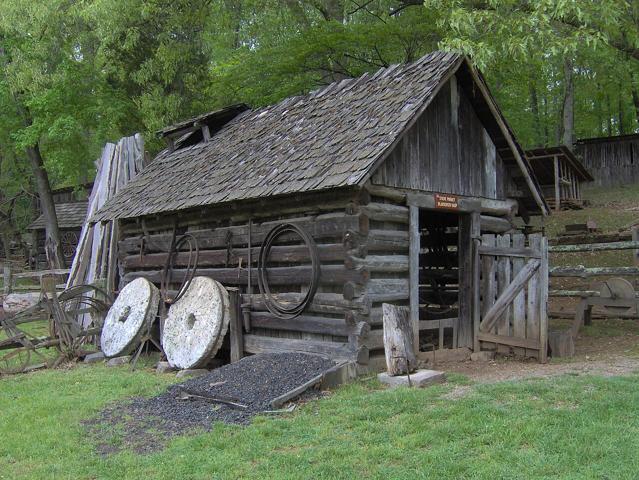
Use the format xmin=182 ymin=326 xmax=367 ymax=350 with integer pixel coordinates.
xmin=474 ymin=233 xmax=548 ymax=362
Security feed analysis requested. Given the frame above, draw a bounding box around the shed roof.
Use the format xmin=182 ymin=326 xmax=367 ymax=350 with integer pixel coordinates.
xmin=93 ymin=51 xmax=547 ymax=222
xmin=27 ymin=202 xmax=88 ymax=230
xmin=526 ymin=146 xmax=594 ymax=183
xmin=575 ymin=133 xmax=639 ymax=146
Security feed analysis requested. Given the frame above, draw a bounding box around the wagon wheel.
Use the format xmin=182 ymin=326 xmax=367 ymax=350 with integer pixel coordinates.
xmin=421 ymin=226 xmax=457 ymax=315
xmin=422 ymin=277 xmax=457 ymax=315
xmin=597 ymin=278 xmax=636 ymax=316
xmin=0 ymin=342 xmax=51 ymax=375
xmin=0 ymin=347 xmax=34 ymax=375
xmin=61 ymin=231 xmax=79 ymax=260
xmin=48 ymin=284 xmax=113 ymax=350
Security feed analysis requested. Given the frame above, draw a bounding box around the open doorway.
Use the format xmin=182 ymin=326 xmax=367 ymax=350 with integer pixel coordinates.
xmin=417 ymin=209 xmax=461 ymax=352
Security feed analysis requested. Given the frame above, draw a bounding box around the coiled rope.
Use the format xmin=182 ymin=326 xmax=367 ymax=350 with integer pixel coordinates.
xmin=257 ymin=223 xmax=320 ymax=319
xmin=160 ymin=232 xmax=200 ymax=305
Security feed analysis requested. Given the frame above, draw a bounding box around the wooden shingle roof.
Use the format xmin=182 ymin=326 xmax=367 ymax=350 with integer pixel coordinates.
xmin=27 ymin=202 xmax=88 ymax=230
xmin=93 ymin=51 xmax=546 ymax=221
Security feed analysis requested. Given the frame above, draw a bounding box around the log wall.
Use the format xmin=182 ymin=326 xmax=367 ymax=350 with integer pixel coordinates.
xmin=117 ymin=188 xmax=395 ymax=366
xmin=33 ymin=228 xmax=81 ymax=269
xmin=115 ymin=184 xmax=528 ymax=369
xmin=575 ymin=136 xmax=639 ymax=188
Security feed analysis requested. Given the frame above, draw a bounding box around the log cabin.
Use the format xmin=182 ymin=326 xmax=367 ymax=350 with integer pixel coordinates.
xmin=27 ymin=183 xmax=93 ymax=268
xmin=92 ymin=51 xmax=551 ymax=370
xmin=526 ymin=146 xmax=593 ymax=210
xmin=574 ymin=133 xmax=639 ymax=188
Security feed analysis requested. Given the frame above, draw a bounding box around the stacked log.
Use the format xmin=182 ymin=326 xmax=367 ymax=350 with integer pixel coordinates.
xmin=118 ymin=191 xmax=373 ymax=364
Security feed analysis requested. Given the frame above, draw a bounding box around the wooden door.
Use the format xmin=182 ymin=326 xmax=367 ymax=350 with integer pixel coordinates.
xmin=474 ymin=233 xmax=548 ymax=362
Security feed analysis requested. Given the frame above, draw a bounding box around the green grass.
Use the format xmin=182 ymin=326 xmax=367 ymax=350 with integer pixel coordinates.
xmin=542 ymin=184 xmax=639 ymax=238
xmin=2 ymin=365 xmax=639 ymax=479
xmin=534 ymin=184 xmax=639 ymax=268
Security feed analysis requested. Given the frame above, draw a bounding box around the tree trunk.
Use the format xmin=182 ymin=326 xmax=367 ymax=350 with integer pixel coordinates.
xmin=631 ymin=72 xmax=639 ymax=130
xmin=618 ymin=81 xmax=627 ymax=134
xmin=559 ymin=57 xmax=574 ymax=149
xmin=606 ymin=93 xmax=614 ymax=135
xmin=542 ymin=94 xmax=550 ymax=145
xmin=529 ymin=80 xmax=542 ymax=146
xmin=25 ymin=143 xmax=65 ymax=269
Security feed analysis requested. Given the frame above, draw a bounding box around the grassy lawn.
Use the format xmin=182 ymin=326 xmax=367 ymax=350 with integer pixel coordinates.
xmin=542 ymin=184 xmax=639 ymax=238
xmin=1 ymin=364 xmax=639 ymax=479
xmin=536 ymin=184 xmax=639 ymax=268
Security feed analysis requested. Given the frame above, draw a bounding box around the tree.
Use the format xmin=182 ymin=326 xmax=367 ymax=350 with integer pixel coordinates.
xmin=420 ymin=0 xmax=639 ymax=144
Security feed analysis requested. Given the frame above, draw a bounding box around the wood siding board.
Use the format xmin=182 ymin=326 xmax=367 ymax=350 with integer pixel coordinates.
xmin=480 ymin=234 xmax=497 ymax=350
xmin=371 ymin=79 xmax=506 ymax=200
xmin=496 ymin=234 xmax=512 ymax=354
xmin=575 ymin=136 xmax=639 ymax=188
xmin=526 ymin=234 xmax=541 ymax=358
xmin=511 ymin=234 xmax=526 ymax=356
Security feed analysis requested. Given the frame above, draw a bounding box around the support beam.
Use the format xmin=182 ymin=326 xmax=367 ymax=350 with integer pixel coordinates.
xmin=480 ymin=215 xmax=514 ymax=233
xmin=554 ymin=155 xmax=561 ymax=211
xmin=458 ymin=212 xmax=480 ymax=349
xmin=549 ymin=241 xmax=639 ymax=253
xmin=409 ymin=205 xmax=420 ymax=354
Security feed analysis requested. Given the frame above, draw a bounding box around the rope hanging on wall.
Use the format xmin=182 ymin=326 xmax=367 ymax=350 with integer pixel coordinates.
xmin=160 ymin=232 xmax=200 ymax=305
xmin=257 ymin=223 xmax=320 ymax=319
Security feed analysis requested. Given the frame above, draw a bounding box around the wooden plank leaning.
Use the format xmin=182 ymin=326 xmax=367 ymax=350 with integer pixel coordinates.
xmin=479 ymin=258 xmax=541 ymax=333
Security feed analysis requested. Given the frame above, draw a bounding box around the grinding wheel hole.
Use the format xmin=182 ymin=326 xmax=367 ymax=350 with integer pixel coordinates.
xmin=186 ymin=313 xmax=197 ymax=330
xmin=118 ymin=306 xmax=131 ymax=323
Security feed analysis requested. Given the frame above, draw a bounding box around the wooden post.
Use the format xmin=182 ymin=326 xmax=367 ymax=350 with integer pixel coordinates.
xmin=408 ymin=205 xmax=420 ymax=355
xmin=458 ymin=212 xmax=480 ymax=349
xmin=553 ymin=155 xmax=560 ymax=211
xmin=382 ymin=303 xmax=416 ymax=376
xmin=3 ymin=263 xmax=12 ymax=295
xmin=472 ymin=236 xmax=481 ymax=353
xmin=539 ymin=236 xmax=549 ymax=363
xmin=632 ymin=226 xmax=639 ymax=268
xmin=470 ymin=212 xmax=481 ymax=353
xmin=228 ymin=288 xmax=244 ymax=363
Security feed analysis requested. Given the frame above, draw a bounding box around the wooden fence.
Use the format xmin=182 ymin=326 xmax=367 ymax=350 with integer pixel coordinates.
xmin=2 ymin=263 xmax=70 ymax=295
xmin=475 ymin=233 xmax=548 ymax=361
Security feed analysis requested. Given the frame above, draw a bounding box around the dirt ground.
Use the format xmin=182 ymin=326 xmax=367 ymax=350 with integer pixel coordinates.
xmin=437 ymin=317 xmax=639 ymax=387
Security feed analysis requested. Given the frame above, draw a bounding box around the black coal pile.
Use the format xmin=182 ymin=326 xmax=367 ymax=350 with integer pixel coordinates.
xmin=86 ymin=352 xmax=335 ymax=454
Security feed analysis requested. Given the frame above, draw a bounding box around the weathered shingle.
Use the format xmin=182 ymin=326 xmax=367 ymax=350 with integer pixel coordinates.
xmin=92 ymin=51 xmax=462 ymax=221
xmin=28 ymin=202 xmax=88 ymax=230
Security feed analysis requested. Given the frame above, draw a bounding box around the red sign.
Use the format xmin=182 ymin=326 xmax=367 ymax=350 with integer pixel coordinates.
xmin=434 ymin=193 xmax=459 ymax=210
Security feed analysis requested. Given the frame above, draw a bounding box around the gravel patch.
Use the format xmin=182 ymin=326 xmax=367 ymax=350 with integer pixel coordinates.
xmin=86 ymin=352 xmax=334 ymax=454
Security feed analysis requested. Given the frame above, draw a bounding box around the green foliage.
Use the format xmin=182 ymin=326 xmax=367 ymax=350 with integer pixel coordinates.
xmin=0 ymin=0 xmax=638 ymax=237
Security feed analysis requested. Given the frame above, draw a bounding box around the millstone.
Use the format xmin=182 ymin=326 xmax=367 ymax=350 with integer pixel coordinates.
xmin=100 ymin=278 xmax=160 ymax=358
xmin=598 ymin=277 xmax=635 ymax=315
xmin=162 ymin=277 xmax=230 ymax=370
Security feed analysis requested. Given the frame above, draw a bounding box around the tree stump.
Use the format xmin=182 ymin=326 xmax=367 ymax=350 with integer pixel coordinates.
xmin=382 ymin=303 xmax=416 ymax=376
xmin=548 ymin=330 xmax=575 ymax=358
